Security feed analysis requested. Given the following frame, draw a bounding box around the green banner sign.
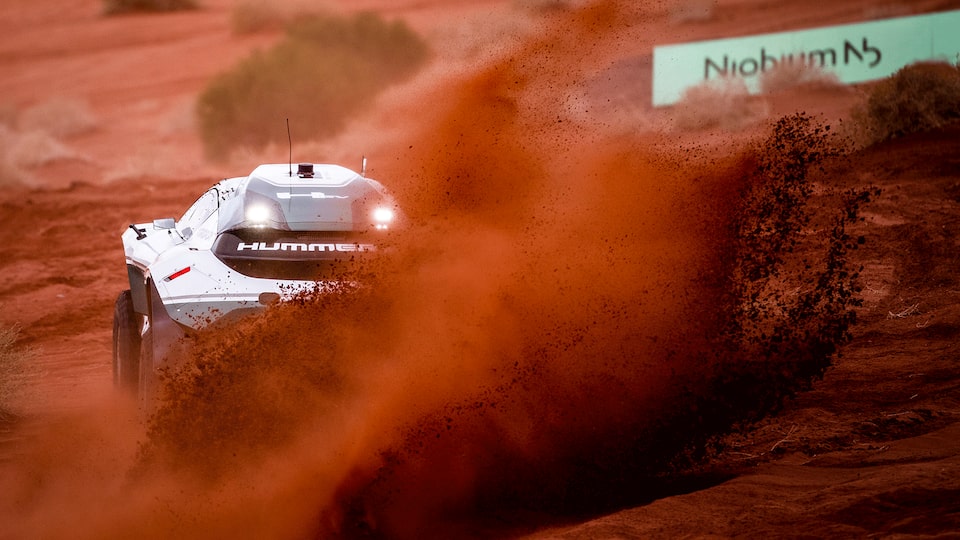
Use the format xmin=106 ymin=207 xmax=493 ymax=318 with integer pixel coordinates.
xmin=653 ymin=10 xmax=960 ymax=106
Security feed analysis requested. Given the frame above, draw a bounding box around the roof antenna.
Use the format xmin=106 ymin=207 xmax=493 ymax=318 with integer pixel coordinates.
xmin=361 ymin=155 xmax=367 ymax=177
xmin=286 ymin=118 xmax=292 ymax=177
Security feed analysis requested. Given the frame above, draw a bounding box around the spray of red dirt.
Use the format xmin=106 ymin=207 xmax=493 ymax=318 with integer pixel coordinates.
xmin=133 ymin=3 xmax=779 ymax=538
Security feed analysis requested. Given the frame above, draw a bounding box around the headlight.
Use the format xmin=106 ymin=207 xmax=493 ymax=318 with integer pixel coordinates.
xmin=373 ymin=206 xmax=394 ymax=229
xmin=246 ymin=204 xmax=271 ymax=224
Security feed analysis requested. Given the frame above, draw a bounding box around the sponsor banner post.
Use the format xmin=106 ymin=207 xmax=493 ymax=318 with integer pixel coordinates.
xmin=652 ymin=10 xmax=960 ymax=106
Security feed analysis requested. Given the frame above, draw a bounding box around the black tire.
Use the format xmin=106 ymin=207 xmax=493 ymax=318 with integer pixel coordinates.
xmin=112 ymin=290 xmax=141 ymax=392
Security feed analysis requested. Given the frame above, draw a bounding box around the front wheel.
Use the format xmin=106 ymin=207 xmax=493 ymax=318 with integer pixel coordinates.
xmin=112 ymin=290 xmax=140 ymax=392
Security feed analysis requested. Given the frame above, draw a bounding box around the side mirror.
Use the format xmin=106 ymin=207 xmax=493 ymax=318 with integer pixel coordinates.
xmin=153 ymin=218 xmax=176 ymax=230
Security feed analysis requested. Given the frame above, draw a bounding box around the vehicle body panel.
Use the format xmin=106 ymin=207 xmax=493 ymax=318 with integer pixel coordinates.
xmin=121 ymin=162 xmax=396 ymax=331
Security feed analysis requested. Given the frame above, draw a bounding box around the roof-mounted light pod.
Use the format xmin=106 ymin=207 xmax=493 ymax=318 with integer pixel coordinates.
xmin=297 ymin=163 xmax=314 ymax=178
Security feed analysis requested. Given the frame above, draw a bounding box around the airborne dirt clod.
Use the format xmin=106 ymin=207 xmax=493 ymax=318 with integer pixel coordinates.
xmin=1 ymin=0 xmax=960 ymax=539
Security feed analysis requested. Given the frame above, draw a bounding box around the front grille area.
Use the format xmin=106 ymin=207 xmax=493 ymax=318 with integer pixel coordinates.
xmin=213 ymin=229 xmax=378 ymax=280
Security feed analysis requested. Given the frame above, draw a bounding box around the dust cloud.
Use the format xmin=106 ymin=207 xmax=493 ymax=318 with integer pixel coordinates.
xmin=140 ymin=3 xmax=754 ymax=538
xmin=1 ymin=2 xmax=853 ymax=539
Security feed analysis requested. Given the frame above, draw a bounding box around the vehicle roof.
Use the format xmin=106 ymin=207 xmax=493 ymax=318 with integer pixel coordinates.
xmin=248 ymin=163 xmax=362 ymax=187
xmin=217 ymin=163 xmax=395 ymax=233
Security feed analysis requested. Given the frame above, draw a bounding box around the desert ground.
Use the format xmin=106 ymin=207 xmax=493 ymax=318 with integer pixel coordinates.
xmin=1 ymin=0 xmax=960 ymax=538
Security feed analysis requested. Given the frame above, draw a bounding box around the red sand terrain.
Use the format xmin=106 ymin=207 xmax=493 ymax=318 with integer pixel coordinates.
xmin=1 ymin=0 xmax=960 ymax=538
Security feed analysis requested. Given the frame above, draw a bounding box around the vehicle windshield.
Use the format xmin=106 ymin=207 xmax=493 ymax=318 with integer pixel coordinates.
xmin=180 ymin=188 xmax=218 ymax=228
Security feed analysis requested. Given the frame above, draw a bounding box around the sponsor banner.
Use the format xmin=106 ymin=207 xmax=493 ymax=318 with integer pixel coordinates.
xmin=652 ymin=10 xmax=960 ymax=106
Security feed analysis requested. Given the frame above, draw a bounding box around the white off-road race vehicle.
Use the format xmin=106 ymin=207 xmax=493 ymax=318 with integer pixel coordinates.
xmin=113 ymin=162 xmax=397 ymax=408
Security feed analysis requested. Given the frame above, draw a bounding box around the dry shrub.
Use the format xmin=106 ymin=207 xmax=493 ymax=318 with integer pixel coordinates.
xmin=230 ymin=0 xmax=336 ymax=35
xmin=759 ymin=60 xmax=842 ymax=95
xmin=0 ymin=325 xmax=34 ymax=423
xmin=18 ymin=98 xmax=98 ymax=137
xmin=851 ymin=61 xmax=960 ymax=145
xmin=102 ymin=0 xmax=198 ymax=15
xmin=196 ymin=12 xmax=429 ymax=160
xmin=673 ymin=78 xmax=766 ymax=131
